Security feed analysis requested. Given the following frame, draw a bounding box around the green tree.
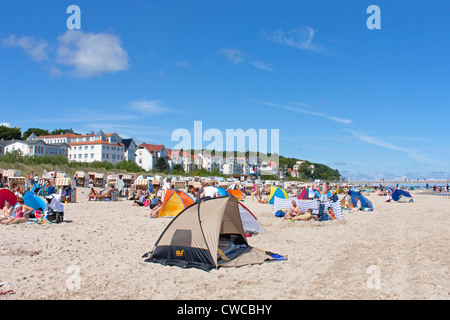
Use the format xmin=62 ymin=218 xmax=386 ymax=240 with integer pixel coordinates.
xmin=23 ymin=128 xmax=50 ymax=140
xmin=155 ymin=157 xmax=169 ymax=172
xmin=114 ymin=160 xmax=143 ymax=172
xmin=51 ymin=128 xmax=76 ymax=135
xmin=0 ymin=125 xmax=22 ymax=140
xmin=171 ymin=164 xmax=184 ymax=174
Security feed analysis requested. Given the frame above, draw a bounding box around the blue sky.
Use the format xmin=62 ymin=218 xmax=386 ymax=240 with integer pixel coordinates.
xmin=1 ymin=0 xmax=449 ymax=180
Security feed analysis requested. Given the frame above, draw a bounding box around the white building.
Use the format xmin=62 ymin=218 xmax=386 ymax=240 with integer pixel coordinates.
xmin=4 ymin=139 xmax=69 ymax=157
xmin=222 ymin=157 xmax=244 ymax=175
xmin=29 ymin=130 xmax=136 ymax=165
xmin=135 ymin=143 xmax=168 ymax=171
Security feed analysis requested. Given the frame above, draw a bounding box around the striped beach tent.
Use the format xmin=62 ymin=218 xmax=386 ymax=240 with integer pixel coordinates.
xmin=273 ymin=197 xmax=343 ymax=220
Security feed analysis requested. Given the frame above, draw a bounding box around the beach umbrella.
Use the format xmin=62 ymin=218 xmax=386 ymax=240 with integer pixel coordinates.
xmin=0 ymin=189 xmax=17 ymax=209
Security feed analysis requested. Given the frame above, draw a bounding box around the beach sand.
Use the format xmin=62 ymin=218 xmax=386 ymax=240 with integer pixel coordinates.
xmin=0 ymin=189 xmax=448 ymax=300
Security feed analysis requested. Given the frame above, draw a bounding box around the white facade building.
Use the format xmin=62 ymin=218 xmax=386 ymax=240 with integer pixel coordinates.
xmin=29 ymin=130 xmax=136 ymax=165
xmin=4 ymin=139 xmax=68 ymax=157
xmin=135 ymin=143 xmax=168 ymax=171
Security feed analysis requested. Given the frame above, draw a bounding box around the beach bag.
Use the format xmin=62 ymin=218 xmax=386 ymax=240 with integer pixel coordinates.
xmin=275 ymin=210 xmax=285 ymax=218
xmin=46 ymin=212 xmax=57 ymax=222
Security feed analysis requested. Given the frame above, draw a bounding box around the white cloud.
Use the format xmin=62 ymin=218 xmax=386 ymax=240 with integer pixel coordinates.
xmin=0 ymin=122 xmax=11 ymax=127
xmin=219 ymin=48 xmax=274 ymax=71
xmin=2 ymin=35 xmax=50 ymax=61
xmin=219 ymin=48 xmax=245 ymax=64
xmin=248 ymin=99 xmax=352 ymax=124
xmin=263 ymin=26 xmax=325 ymax=53
xmin=128 ymin=100 xmax=168 ymax=116
xmin=55 ymin=30 xmax=129 ymax=77
xmin=344 ymin=129 xmax=442 ymax=167
xmin=248 ymin=60 xmax=274 ymax=71
xmin=173 ymin=60 xmax=190 ymax=67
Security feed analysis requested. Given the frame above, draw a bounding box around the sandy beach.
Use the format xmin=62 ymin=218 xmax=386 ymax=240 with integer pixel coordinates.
xmin=1 ymin=189 xmax=448 ymax=300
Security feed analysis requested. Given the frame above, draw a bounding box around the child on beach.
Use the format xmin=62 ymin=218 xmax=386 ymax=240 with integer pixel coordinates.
xmin=1 ymin=198 xmax=34 ymax=225
xmin=147 ymin=200 xmax=163 ymax=218
xmin=0 ymin=200 xmax=14 ymax=221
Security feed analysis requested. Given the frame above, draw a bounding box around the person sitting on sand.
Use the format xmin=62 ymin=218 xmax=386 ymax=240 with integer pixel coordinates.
xmin=88 ymin=188 xmax=98 ymax=201
xmin=258 ymin=193 xmax=269 ymax=204
xmin=327 ymin=206 xmax=336 ymax=220
xmin=283 ymin=200 xmax=301 ymax=220
xmin=1 ymin=198 xmax=34 ymax=225
xmin=149 ymin=196 xmax=161 ymax=209
xmin=147 ymin=200 xmax=163 ymax=218
xmin=97 ymin=186 xmax=116 ymax=201
xmin=203 ymin=181 xmax=219 ymax=199
xmin=132 ymin=190 xmax=146 ymax=206
xmin=0 ymin=200 xmax=14 ymax=221
xmin=293 ymin=208 xmax=313 ymax=221
xmin=352 ymin=197 xmax=362 ymax=211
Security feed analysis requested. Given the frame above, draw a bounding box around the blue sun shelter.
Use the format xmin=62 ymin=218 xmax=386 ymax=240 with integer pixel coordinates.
xmin=341 ymin=190 xmax=373 ymax=211
xmin=23 ymin=191 xmax=47 ymax=211
xmin=216 ymin=187 xmax=231 ymax=197
xmin=391 ymin=189 xmax=414 ymax=203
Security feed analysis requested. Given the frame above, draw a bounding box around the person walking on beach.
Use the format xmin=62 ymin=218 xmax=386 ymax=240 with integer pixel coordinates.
xmin=320 ymin=182 xmax=330 ymax=203
xmin=251 ymin=182 xmax=258 ymax=202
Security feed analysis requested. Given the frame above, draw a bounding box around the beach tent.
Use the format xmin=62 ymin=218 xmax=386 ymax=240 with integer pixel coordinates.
xmin=334 ymin=187 xmax=346 ymax=194
xmin=143 ymin=196 xmax=284 ymax=271
xmin=391 ymin=189 xmax=414 ymax=203
xmin=23 ymin=191 xmax=47 ymax=211
xmin=340 ymin=190 xmax=373 ymax=211
xmin=227 ymin=189 xmax=245 ymax=201
xmin=216 ymin=187 xmax=231 ymax=197
xmin=268 ymin=186 xmax=288 ymax=205
xmin=0 ymin=189 xmax=17 ymax=209
xmin=237 ymin=202 xmax=264 ymax=235
xmin=157 ymin=189 xmax=195 ymax=218
xmin=297 ymin=189 xmax=308 ymax=200
xmin=273 ymin=197 xmax=344 ymax=220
